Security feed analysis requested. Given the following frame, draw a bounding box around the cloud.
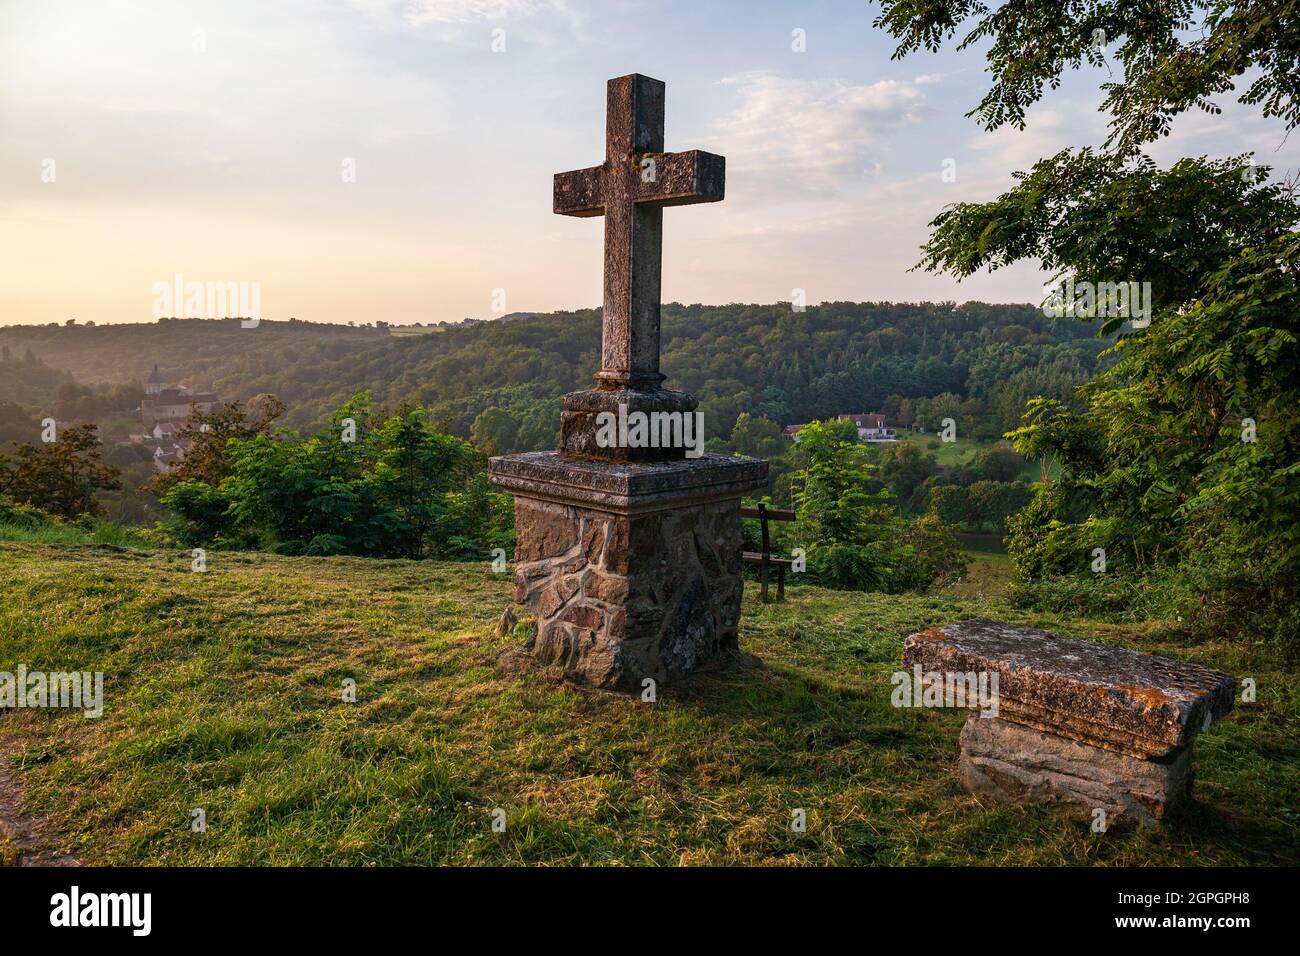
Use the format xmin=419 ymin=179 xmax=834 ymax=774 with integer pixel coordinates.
xmin=401 ymin=0 xmax=566 ymax=25
xmin=344 ymin=0 xmax=581 ymax=47
xmin=914 ymin=70 xmax=963 ymax=86
xmin=967 ymin=108 xmax=1086 ymax=173
xmin=1150 ymin=98 xmax=1300 ymax=172
xmin=710 ymin=72 xmax=927 ymax=199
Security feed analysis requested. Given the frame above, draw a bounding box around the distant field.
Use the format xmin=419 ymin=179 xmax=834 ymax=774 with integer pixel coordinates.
xmin=896 ymin=430 xmax=1047 ymax=483
xmin=946 ymin=549 xmax=1015 ymax=601
xmin=386 ymin=326 xmax=440 ymax=338
xmin=1 ymin=541 xmax=1293 ymax=866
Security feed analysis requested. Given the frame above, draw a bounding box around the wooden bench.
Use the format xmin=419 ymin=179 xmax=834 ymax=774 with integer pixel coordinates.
xmin=740 ymin=503 xmax=796 ymax=602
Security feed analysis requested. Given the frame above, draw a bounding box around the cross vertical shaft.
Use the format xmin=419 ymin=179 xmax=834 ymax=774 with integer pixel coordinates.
xmin=602 ymin=75 xmax=665 ymax=388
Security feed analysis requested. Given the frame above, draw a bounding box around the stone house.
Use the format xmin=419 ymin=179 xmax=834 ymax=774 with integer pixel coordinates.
xmin=139 ymin=366 xmax=219 ymax=427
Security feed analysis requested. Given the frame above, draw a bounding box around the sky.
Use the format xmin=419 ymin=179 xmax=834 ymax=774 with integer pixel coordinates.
xmin=2 ymin=0 xmax=1297 ymax=326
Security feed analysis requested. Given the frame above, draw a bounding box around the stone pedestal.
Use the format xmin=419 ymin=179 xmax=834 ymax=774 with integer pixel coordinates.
xmin=489 ymin=451 xmax=768 ymax=690
xmin=958 ymin=715 xmax=1193 ymax=828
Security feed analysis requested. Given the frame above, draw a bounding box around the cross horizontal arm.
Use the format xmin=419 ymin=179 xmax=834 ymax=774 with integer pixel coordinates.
xmin=634 ymin=150 xmax=725 ymax=207
xmin=554 ymin=165 xmax=605 ymax=217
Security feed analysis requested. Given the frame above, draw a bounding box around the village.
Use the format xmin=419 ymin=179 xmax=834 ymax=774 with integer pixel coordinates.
xmin=117 ymin=365 xmax=219 ymax=472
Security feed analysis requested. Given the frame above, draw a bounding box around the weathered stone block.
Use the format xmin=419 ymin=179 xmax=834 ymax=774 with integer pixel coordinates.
xmin=903 ymin=619 xmax=1235 ymax=826
xmin=959 ymin=715 xmax=1193 ymax=828
xmin=514 ymin=500 xmax=580 ymax=563
xmin=495 ymin=605 xmax=518 ymax=638
xmin=507 ymin=497 xmax=744 ymax=688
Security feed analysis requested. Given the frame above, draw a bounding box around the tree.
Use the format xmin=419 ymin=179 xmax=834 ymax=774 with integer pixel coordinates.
xmin=876 ymin=440 xmax=938 ymax=511
xmin=875 ymin=1 xmax=1300 ymax=154
xmin=974 ymin=445 xmax=1026 ymax=482
xmin=470 ymin=406 xmax=518 ymax=456
xmin=900 ymin=513 xmax=968 ymax=590
xmin=0 ymin=402 xmax=37 ymax=446
xmin=787 ymin=420 xmax=898 ymax=590
xmin=919 ymin=392 xmax=962 ymax=430
xmin=371 ymin=406 xmax=479 ymax=558
xmin=879 ymin=0 xmax=1300 ymax=644
xmin=967 ymin=480 xmax=1036 ymax=532
xmin=918 ymin=152 xmax=1295 ymax=316
xmin=149 ymin=394 xmax=286 ymax=496
xmin=896 ymin=397 xmax=916 ymax=428
xmin=729 ymin=412 xmax=786 ymax=459
xmin=928 ymin=484 xmax=971 ymax=529
xmin=0 ymin=423 xmax=121 ymax=518
xmin=513 ymin=401 xmax=559 ymax=452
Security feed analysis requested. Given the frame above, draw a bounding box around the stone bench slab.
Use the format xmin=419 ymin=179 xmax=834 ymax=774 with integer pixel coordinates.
xmin=903 ymin=618 xmax=1235 ymax=758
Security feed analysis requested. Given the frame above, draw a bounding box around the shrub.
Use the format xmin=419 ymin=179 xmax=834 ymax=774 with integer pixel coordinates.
xmin=898 ymin=513 xmax=969 ymax=591
xmin=0 ymin=495 xmax=55 ymax=529
xmin=809 ymin=541 xmax=890 ymax=592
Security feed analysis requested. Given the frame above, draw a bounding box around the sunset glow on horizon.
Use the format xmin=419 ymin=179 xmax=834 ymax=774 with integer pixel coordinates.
xmin=3 ymin=0 xmax=1295 ymax=326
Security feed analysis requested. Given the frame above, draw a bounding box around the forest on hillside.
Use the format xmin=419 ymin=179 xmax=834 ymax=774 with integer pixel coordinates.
xmin=0 ymin=301 xmax=1105 ymax=448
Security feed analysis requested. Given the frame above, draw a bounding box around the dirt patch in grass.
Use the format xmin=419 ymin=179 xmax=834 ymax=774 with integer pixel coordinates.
xmin=0 ymin=732 xmax=78 ymax=867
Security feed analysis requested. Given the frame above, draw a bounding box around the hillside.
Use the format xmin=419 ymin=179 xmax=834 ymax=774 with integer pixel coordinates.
xmin=1 ymin=541 xmax=1293 ymax=866
xmin=0 ymin=302 xmax=1105 ymax=440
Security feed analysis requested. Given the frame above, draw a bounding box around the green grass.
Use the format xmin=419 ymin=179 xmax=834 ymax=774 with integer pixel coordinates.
xmin=0 ymin=519 xmax=152 ymax=549
xmin=0 ymin=542 xmax=1295 ymax=865
xmin=945 ymin=549 xmax=1016 ymax=602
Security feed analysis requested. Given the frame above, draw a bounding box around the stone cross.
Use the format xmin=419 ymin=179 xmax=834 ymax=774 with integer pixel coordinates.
xmin=490 ymin=73 xmax=766 ymax=690
xmin=554 ymin=73 xmax=725 ymax=391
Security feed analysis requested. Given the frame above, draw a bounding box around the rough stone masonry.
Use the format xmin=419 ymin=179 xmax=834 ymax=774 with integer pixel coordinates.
xmin=903 ymin=619 xmax=1236 ymax=827
xmin=488 ymin=74 xmax=768 ymax=690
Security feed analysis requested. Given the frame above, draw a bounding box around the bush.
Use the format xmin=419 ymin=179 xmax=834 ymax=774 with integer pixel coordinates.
xmin=0 ymin=495 xmax=55 ymax=529
xmin=973 ymin=445 xmax=1026 ymax=481
xmin=1005 ymin=485 xmax=1114 ymax=579
xmin=0 ymin=496 xmax=151 ymax=548
xmin=808 ymin=541 xmax=890 ymax=592
xmin=1007 ymin=573 xmax=1147 ymax=620
xmin=897 ymin=513 xmax=968 ymax=591
xmin=1009 ymin=552 xmax=1300 ymax=657
xmin=160 ymin=480 xmax=237 ymax=547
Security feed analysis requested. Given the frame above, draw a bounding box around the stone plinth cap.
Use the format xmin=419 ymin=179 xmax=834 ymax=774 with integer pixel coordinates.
xmin=902 ymin=618 xmax=1236 ymax=758
xmin=488 ymin=451 xmax=768 ymax=515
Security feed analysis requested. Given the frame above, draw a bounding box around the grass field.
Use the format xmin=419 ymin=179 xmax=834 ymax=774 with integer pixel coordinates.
xmin=1 ymin=541 xmax=1296 ymax=865
xmin=0 ymin=519 xmax=152 ymax=549
xmin=896 ymin=430 xmax=1047 ymax=483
